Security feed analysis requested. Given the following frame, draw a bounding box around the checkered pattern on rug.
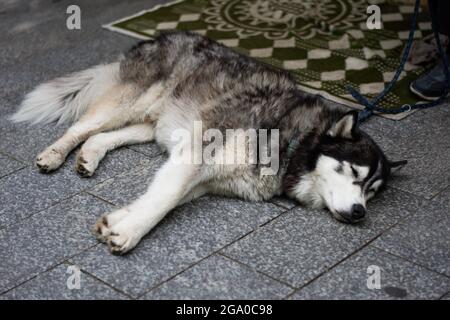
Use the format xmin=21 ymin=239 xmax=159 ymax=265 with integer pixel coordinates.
xmin=107 ymin=0 xmax=434 ymax=114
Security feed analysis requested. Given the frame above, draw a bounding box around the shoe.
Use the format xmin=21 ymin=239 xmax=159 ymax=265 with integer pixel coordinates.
xmin=410 ymin=60 xmax=450 ymax=101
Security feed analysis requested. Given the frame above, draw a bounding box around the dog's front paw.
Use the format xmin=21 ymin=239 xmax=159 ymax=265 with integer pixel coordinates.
xmin=92 ymin=208 xmax=130 ymax=242
xmin=106 ymin=232 xmax=140 ymax=255
xmin=92 ymin=215 xmax=111 ymax=243
xmin=36 ymin=148 xmax=65 ymax=173
xmin=93 ymin=208 xmax=144 ymax=255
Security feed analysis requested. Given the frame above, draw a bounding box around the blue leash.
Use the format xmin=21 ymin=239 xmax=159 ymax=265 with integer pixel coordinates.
xmin=346 ymin=0 xmax=450 ymax=123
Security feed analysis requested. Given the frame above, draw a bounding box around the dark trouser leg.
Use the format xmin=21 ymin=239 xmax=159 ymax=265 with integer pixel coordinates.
xmin=428 ymin=0 xmax=450 ymax=36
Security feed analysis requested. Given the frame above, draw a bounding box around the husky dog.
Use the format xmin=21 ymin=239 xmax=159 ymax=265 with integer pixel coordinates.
xmin=11 ymin=31 xmax=406 ymax=254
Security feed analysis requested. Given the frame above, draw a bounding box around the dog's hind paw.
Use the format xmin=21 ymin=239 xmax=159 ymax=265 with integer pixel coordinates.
xmin=36 ymin=148 xmax=65 ymax=173
xmin=75 ymin=153 xmax=98 ymax=177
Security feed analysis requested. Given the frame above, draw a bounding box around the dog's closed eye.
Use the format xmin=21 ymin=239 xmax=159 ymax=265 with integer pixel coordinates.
xmin=350 ymin=165 xmax=359 ymax=178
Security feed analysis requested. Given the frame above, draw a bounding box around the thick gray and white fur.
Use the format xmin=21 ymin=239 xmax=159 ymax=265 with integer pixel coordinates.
xmin=11 ymin=31 xmax=406 ymax=254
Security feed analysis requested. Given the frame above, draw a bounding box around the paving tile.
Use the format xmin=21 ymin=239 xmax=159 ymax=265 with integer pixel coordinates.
xmin=0 ymin=194 xmax=113 ymax=294
xmin=222 ymin=187 xmax=423 ymax=288
xmin=0 ymin=153 xmax=25 ymax=178
xmin=418 ymin=102 xmax=450 ymax=122
xmin=72 ymin=196 xmax=284 ymax=298
xmin=88 ymin=156 xmax=166 ymax=206
xmin=386 ymin=149 xmax=449 ymax=200
xmin=270 ymin=196 xmax=298 ymax=210
xmin=0 ymin=114 xmax=69 ymax=163
xmin=362 ymin=103 xmax=449 ymax=141
xmin=143 ymin=254 xmax=292 ymax=300
xmin=128 ymin=143 xmax=163 ymax=159
xmin=0 ymin=94 xmax=17 ymax=114
xmin=291 ymin=246 xmax=450 ymax=300
xmin=360 ymin=108 xmax=450 ymax=199
xmin=362 ymin=187 xmax=425 ymax=230
xmin=0 ymin=148 xmax=150 ymax=227
xmin=1 ymin=263 xmax=127 ymax=300
xmin=372 ymin=201 xmax=450 ymax=276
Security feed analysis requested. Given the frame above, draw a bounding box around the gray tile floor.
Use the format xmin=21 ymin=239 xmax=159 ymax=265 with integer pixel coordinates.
xmin=0 ymin=0 xmax=449 ymax=300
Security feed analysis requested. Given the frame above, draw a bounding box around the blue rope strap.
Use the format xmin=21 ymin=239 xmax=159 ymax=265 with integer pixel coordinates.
xmin=346 ymin=0 xmax=450 ymax=123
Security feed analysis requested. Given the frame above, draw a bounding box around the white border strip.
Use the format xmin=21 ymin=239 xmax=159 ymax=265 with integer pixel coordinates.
xmin=102 ymin=0 xmax=186 ymax=32
xmin=103 ymin=0 xmax=414 ymax=121
xmin=296 ymin=84 xmax=414 ymax=120
xmin=103 ymin=25 xmax=151 ymax=40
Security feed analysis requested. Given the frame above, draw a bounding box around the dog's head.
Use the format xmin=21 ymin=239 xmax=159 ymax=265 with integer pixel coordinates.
xmin=284 ymin=111 xmax=406 ymax=223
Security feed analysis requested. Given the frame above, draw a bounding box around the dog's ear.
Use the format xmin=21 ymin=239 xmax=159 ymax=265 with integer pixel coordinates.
xmin=328 ymin=111 xmax=358 ymax=139
xmin=388 ymin=160 xmax=408 ymax=169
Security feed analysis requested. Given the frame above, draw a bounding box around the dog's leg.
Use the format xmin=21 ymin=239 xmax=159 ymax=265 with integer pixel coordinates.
xmin=75 ymin=123 xmax=155 ymax=177
xmin=178 ymin=184 xmax=209 ymax=205
xmin=94 ymin=150 xmax=202 ymax=254
xmin=35 ymin=88 xmax=131 ymax=173
xmin=93 ymin=184 xmax=208 ymax=244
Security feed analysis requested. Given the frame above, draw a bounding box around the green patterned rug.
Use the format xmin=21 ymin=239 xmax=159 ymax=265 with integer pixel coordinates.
xmin=104 ymin=0 xmax=434 ymax=120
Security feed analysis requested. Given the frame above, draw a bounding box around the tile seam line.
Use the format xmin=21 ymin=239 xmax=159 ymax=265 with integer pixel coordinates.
xmin=125 ymin=145 xmax=164 ymax=158
xmin=86 ymin=191 xmax=118 ymax=207
xmin=63 ymin=258 xmax=136 ymax=299
xmin=217 ymin=252 xmax=297 ymax=291
xmin=438 ymin=290 xmax=450 ymax=300
xmin=0 ymin=189 xmax=104 ymax=232
xmin=0 ymin=190 xmax=85 ymax=232
xmin=0 ymin=149 xmax=29 ymax=166
xmin=369 ymin=244 xmax=450 ymax=280
xmin=386 ymin=185 xmax=436 ymax=202
xmin=0 ymin=165 xmax=28 ymax=180
xmin=74 ymin=264 xmax=136 ymax=300
xmin=428 ymin=186 xmax=450 ymax=202
xmin=284 ymin=232 xmax=385 ymax=299
xmin=269 ymin=200 xmax=299 ymax=210
xmin=0 ymin=261 xmax=67 ymax=297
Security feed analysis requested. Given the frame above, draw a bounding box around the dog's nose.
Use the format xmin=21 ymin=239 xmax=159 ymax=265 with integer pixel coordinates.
xmin=351 ymin=204 xmax=366 ymax=220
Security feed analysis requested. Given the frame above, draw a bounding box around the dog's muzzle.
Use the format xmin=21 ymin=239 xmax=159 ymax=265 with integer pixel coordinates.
xmin=335 ymin=204 xmax=366 ymax=223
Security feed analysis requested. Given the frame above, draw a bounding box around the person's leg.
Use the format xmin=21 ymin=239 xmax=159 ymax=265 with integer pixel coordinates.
xmin=410 ymin=0 xmax=450 ymax=100
xmin=428 ymin=0 xmax=449 ymax=37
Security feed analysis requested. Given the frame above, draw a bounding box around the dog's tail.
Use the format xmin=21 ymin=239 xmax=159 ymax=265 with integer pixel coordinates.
xmin=10 ymin=62 xmax=120 ymax=125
